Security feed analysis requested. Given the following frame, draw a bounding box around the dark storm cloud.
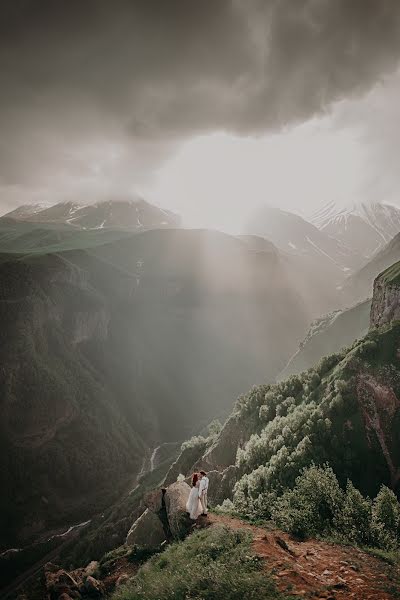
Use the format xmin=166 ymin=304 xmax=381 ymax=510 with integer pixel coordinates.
xmin=1 ymin=0 xmax=400 ymax=199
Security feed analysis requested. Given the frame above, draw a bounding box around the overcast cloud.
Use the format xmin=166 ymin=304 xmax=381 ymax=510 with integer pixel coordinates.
xmin=1 ymin=0 xmax=400 ymax=216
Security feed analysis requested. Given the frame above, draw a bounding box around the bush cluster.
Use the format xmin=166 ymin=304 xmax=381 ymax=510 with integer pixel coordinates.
xmin=269 ymin=465 xmax=400 ymax=551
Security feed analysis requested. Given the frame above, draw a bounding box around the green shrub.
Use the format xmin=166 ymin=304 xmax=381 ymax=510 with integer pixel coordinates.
xmin=372 ymin=486 xmax=400 ymax=550
xmin=214 ymin=498 xmax=236 ymax=514
xmin=271 ymin=464 xmax=344 ymax=539
xmin=180 ymin=435 xmax=206 ymax=451
xmin=316 ymin=353 xmax=342 ymax=376
xmin=337 ymin=481 xmax=373 ymax=546
xmin=244 ymin=464 xmax=400 ymax=553
xmin=112 ymin=525 xmax=292 ymax=600
xmin=207 ymin=419 xmax=222 ymax=438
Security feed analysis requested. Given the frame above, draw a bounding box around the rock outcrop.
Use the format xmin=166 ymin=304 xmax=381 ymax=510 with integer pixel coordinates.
xmin=164 ymin=442 xmax=207 ymax=486
xmin=126 ymin=508 xmax=166 ymax=549
xmin=44 ymin=563 xmax=81 ymax=600
xmin=44 ymin=562 xmax=105 ymax=600
xmin=126 ymin=481 xmax=192 ymax=552
xmin=163 ymin=482 xmax=192 ymax=539
xmin=370 ymin=262 xmax=400 ymax=328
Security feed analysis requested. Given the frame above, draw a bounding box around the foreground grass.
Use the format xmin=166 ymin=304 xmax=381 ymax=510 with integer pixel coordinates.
xmin=113 ymin=524 xmax=294 ymax=600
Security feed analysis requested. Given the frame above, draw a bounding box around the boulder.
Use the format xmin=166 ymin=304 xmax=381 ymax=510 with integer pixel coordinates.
xmin=84 ymin=575 xmax=104 ymax=597
xmin=144 ymin=488 xmax=163 ymax=513
xmin=44 ymin=563 xmax=81 ymax=600
xmin=163 ymin=481 xmax=192 ymax=539
xmin=84 ymin=561 xmax=99 ymax=578
xmin=126 ymin=508 xmax=166 ymax=549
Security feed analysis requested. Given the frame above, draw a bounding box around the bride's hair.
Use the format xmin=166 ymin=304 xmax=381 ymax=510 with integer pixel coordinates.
xmin=191 ymin=472 xmax=199 ymax=487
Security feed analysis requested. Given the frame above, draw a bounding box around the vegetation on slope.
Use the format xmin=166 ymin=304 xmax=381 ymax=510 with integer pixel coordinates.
xmin=112 ymin=525 xmax=293 ymax=600
xmin=270 ymin=464 xmax=400 ymax=551
xmin=230 ymin=322 xmax=400 ymax=521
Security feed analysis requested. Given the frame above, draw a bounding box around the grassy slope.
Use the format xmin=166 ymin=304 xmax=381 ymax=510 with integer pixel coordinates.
xmin=0 ymin=221 xmax=133 ymax=254
xmin=112 ymin=524 xmax=293 ymax=600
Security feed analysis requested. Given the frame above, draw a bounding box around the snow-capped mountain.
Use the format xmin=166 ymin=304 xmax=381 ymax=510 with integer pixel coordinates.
xmin=3 ymin=202 xmax=52 ymax=220
xmin=312 ymin=200 xmax=400 ymax=259
xmin=245 ymin=205 xmax=363 ymax=277
xmin=1 ymin=198 xmax=181 ymax=232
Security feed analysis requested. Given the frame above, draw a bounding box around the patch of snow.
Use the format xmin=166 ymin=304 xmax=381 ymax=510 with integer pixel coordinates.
xmin=288 ymin=242 xmax=297 ymax=250
xmin=305 ymin=236 xmax=340 ymax=266
xmin=93 ymin=219 xmax=107 ymax=229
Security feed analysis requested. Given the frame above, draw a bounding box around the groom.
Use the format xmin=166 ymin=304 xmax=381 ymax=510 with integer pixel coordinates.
xmin=199 ymin=470 xmax=209 ymax=516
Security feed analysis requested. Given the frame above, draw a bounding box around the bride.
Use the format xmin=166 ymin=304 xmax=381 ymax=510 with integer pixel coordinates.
xmin=186 ymin=472 xmax=203 ymax=520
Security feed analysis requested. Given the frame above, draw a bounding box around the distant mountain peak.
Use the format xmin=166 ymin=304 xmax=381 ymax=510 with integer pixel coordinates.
xmin=2 ymin=202 xmax=53 ymax=220
xmin=1 ymin=197 xmax=181 ymax=233
xmin=245 ymin=204 xmax=363 ymax=277
xmin=312 ymin=200 xmax=400 ymax=259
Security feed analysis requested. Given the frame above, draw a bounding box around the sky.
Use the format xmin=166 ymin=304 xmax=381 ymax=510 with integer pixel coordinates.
xmin=2 ymin=0 xmax=400 ymax=231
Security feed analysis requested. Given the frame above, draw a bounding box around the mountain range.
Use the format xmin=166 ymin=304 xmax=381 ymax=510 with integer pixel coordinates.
xmin=312 ymin=200 xmax=400 ymax=259
xmin=1 ymin=198 xmax=180 ymax=231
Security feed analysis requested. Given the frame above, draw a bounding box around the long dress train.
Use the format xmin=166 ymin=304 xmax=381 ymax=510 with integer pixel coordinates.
xmin=186 ymin=481 xmax=202 ymax=520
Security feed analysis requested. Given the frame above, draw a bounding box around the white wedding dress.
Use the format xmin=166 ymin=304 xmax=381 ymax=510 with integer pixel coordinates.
xmin=186 ymin=481 xmax=202 ymax=520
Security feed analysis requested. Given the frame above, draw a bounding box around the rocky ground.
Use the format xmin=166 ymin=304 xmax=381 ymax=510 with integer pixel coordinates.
xmin=207 ymin=514 xmax=400 ymax=599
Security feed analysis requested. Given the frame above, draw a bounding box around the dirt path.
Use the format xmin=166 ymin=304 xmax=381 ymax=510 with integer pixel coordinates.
xmin=207 ymin=514 xmax=400 ymax=599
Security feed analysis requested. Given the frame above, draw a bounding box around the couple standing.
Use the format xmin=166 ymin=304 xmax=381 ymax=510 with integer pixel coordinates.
xmin=186 ymin=470 xmax=209 ymax=520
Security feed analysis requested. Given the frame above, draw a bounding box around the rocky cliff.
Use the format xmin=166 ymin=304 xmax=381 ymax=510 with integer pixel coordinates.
xmin=370 ymin=261 xmax=400 ymax=328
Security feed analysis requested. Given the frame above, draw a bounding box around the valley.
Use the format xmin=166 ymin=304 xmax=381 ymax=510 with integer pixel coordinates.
xmin=2 ymin=197 xmax=400 ymax=599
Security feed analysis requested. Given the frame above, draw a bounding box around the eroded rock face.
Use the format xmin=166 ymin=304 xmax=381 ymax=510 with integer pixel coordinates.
xmin=357 ymin=374 xmax=400 ymax=492
xmin=126 ymin=508 xmax=166 ymax=549
xmin=206 ymin=466 xmax=239 ymax=506
xmin=370 ymin=279 xmax=400 ymax=328
xmin=164 ymin=442 xmax=207 ymax=486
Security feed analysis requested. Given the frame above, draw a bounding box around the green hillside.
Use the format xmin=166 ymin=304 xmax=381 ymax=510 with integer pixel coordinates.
xmin=233 ymin=322 xmax=400 ymax=517
xmin=0 ymin=220 xmax=133 ymax=254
